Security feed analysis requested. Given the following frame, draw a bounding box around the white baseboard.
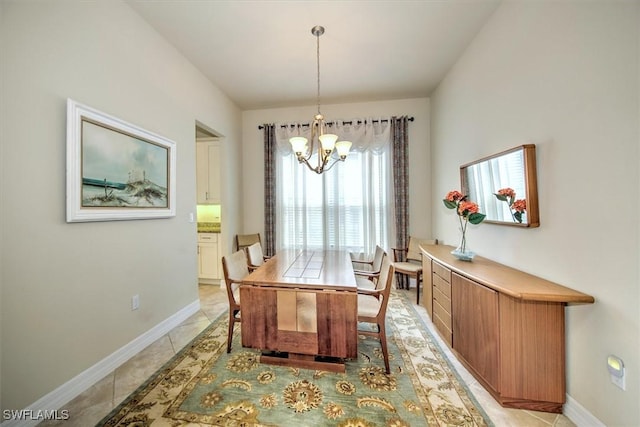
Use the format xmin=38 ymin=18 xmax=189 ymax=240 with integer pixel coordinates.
xmin=1 ymin=299 xmax=201 ymax=427
xmin=564 ymin=394 xmax=605 ymax=427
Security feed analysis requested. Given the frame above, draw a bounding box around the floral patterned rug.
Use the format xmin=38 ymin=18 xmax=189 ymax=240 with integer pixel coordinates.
xmin=98 ymin=292 xmax=492 ymax=426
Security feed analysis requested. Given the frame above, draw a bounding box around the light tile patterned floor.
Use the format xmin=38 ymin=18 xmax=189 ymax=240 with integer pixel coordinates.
xmin=41 ymin=284 xmax=575 ymax=427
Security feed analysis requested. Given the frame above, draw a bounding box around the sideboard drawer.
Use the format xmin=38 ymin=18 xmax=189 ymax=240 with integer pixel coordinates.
xmin=433 ymin=261 xmax=451 ymax=283
xmin=433 ymin=298 xmax=452 ymax=331
xmin=433 ymin=274 xmax=451 ymax=299
xmin=433 ymin=305 xmax=452 ymax=346
xmin=433 ymin=283 xmax=451 ymax=313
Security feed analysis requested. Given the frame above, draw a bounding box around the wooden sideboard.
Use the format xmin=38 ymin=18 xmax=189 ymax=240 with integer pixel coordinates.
xmin=420 ymin=244 xmax=594 ymax=413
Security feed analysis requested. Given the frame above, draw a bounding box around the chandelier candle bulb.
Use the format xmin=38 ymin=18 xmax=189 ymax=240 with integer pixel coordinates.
xmin=319 ymin=133 xmax=338 ymax=151
xmin=290 ymin=136 xmax=308 ymax=155
xmin=336 ymin=140 xmax=352 ymax=158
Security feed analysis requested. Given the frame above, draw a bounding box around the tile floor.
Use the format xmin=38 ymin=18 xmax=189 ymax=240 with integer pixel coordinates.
xmin=41 ymin=284 xmax=575 ymax=427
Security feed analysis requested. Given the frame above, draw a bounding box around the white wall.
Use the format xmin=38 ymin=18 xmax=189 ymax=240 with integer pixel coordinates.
xmin=431 ymin=2 xmax=639 ymax=425
xmin=241 ymin=98 xmax=432 ymax=248
xmin=0 ymin=0 xmax=242 ymax=410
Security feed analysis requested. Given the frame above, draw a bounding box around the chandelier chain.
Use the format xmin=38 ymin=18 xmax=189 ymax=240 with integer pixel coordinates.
xmin=316 ymin=29 xmax=321 ymax=115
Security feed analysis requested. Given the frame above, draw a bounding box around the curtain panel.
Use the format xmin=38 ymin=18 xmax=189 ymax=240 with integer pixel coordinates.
xmin=263 ymin=123 xmax=276 ymax=257
xmin=391 ymin=116 xmax=410 ymax=258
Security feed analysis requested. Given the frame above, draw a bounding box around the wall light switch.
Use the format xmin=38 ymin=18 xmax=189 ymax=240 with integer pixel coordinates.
xmin=132 ymin=294 xmax=140 ymax=311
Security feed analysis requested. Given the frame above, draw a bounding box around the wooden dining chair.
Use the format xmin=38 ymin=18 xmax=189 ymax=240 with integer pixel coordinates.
xmin=352 ymin=245 xmax=385 ymax=276
xmin=221 ymin=250 xmax=250 ymax=353
xmin=392 ymin=237 xmax=437 ymax=304
xmin=245 ymin=242 xmax=268 ymax=272
xmin=354 ymin=246 xmax=386 ymax=291
xmin=357 ymin=255 xmax=395 ymax=374
xmin=235 ymin=233 xmax=261 ymax=251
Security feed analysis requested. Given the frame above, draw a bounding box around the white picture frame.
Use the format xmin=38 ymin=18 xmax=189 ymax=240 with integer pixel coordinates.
xmin=66 ymin=99 xmax=176 ymax=222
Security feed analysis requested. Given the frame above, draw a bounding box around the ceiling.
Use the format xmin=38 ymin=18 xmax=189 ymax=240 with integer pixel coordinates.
xmin=127 ymin=1 xmax=501 ymax=111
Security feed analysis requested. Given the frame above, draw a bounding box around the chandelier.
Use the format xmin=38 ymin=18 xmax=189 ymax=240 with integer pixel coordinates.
xmin=289 ymin=26 xmax=352 ymax=174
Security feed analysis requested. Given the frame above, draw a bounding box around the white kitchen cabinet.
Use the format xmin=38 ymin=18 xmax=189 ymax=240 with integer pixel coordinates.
xmin=198 ymin=233 xmax=221 ymax=281
xmin=196 ymin=139 xmax=221 ymax=204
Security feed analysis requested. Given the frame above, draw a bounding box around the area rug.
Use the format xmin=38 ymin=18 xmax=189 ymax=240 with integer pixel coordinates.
xmin=98 ymin=292 xmax=492 ymax=426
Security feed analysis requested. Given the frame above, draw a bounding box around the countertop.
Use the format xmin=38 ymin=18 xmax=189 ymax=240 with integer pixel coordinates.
xmin=197 ymin=222 xmax=221 ymax=233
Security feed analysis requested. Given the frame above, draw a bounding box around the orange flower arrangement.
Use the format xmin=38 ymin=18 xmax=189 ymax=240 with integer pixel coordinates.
xmin=495 ymin=187 xmax=527 ymax=223
xmin=443 ymin=191 xmax=485 ymax=258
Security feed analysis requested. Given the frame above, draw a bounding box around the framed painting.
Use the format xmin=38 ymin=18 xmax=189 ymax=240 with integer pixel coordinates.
xmin=66 ymin=99 xmax=176 ymax=222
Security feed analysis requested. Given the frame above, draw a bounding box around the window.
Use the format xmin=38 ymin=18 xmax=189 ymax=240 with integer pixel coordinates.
xmin=276 ymin=147 xmax=393 ymax=253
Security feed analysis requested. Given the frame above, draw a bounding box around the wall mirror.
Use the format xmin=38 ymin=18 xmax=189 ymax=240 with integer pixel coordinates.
xmin=460 ymin=144 xmax=539 ymax=227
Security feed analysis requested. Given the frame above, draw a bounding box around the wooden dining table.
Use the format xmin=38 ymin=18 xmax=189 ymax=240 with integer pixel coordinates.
xmin=240 ymin=249 xmax=358 ymax=373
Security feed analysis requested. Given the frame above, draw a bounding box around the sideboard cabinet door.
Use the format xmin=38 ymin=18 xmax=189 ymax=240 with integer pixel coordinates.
xmin=451 ymin=272 xmax=500 ymax=391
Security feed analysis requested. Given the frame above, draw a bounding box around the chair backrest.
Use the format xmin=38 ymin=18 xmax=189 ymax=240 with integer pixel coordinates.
xmin=236 ymin=233 xmax=261 ymax=251
xmin=374 ymin=253 xmax=391 ymax=290
xmin=222 ymin=250 xmax=249 ymax=306
xmin=245 ymin=242 xmax=265 ymax=269
xmin=376 ymin=255 xmax=396 ymax=312
xmin=407 ymin=237 xmax=438 ymax=262
xmin=371 ymin=245 xmax=385 ymax=272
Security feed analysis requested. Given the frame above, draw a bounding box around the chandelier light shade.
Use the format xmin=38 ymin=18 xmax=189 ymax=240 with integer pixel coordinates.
xmin=290 ymin=26 xmax=352 ymax=174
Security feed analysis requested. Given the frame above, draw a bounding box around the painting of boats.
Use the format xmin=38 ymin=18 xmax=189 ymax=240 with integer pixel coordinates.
xmin=81 ymin=119 xmax=168 ymax=208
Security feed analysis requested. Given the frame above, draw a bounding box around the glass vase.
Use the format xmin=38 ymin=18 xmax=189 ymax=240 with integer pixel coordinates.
xmin=451 ymin=230 xmax=475 ymax=261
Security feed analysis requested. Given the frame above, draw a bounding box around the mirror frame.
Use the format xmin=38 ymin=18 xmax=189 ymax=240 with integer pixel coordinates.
xmin=460 ymin=144 xmax=539 ymax=228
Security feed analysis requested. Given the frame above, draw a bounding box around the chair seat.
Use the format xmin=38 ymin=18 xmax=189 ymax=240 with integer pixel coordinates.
xmin=393 ymin=262 xmax=422 ymax=273
xmin=357 ymin=294 xmax=382 ymax=318
xmin=356 ymin=276 xmax=376 ymax=290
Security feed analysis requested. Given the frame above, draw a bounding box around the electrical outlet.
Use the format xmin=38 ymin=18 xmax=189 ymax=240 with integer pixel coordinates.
xmin=132 ymin=294 xmax=140 ymax=310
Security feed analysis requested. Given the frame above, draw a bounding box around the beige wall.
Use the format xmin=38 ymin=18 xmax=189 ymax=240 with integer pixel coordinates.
xmin=241 ymin=98 xmax=433 ymax=247
xmin=0 ymin=0 xmax=241 ymax=410
xmin=431 ymin=2 xmax=639 ymax=425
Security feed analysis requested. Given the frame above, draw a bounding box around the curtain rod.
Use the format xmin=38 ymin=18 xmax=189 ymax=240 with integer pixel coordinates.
xmin=258 ymin=116 xmax=414 ymax=130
